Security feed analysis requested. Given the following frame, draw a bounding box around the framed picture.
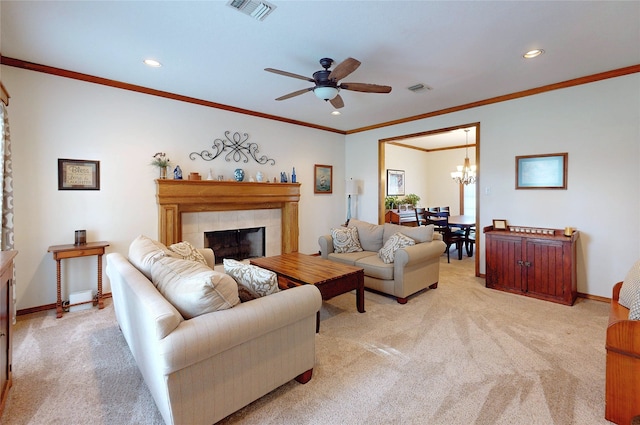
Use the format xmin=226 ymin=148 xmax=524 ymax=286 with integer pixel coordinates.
xmin=386 ymin=169 xmax=405 ymax=196
xmin=516 ymin=153 xmax=567 ymax=189
xmin=492 ymin=219 xmax=508 ymax=230
xmin=58 ymin=158 xmax=100 ymax=190
xmin=314 ymin=164 xmax=333 ymax=194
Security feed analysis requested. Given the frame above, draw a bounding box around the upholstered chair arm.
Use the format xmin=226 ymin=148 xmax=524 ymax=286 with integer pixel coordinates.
xmin=158 ymin=284 xmax=322 ymax=375
xmin=197 ymin=248 xmax=215 ymax=268
xmin=318 ymin=235 xmax=334 ymax=259
xmin=394 ymin=240 xmax=446 ymax=268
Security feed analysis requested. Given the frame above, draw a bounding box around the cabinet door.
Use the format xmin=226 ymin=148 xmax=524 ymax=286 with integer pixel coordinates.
xmin=486 ymin=234 xmax=524 ymax=292
xmin=524 ymin=239 xmax=572 ymax=302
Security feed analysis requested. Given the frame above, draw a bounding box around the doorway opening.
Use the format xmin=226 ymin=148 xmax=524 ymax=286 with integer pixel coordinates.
xmin=378 ymin=122 xmax=480 ymax=276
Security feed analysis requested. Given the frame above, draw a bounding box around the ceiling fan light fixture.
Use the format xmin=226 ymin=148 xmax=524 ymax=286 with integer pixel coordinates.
xmin=314 ymin=86 xmax=339 ymax=101
xmin=331 ymin=110 xmax=341 ymax=116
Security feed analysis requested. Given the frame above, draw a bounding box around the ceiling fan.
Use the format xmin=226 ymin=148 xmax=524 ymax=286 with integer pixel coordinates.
xmin=265 ymin=57 xmax=392 ymax=109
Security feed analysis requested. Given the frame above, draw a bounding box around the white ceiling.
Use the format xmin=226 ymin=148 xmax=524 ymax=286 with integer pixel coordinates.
xmin=1 ymin=1 xmax=639 ymax=139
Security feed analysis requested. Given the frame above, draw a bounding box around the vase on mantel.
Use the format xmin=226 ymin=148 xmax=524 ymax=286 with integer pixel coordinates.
xmin=159 ymin=166 xmax=168 ymax=179
xmin=234 ymin=168 xmax=245 ymax=182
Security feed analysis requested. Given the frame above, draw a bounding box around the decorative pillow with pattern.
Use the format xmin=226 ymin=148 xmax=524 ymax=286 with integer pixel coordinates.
xmin=619 ymin=259 xmax=640 ymax=309
xmin=629 ymin=290 xmax=640 ymax=320
xmin=168 ymin=241 xmax=207 ymax=265
xmin=331 ymin=226 xmax=363 ymax=254
xmin=223 ymin=259 xmax=280 ymax=301
xmin=378 ymin=232 xmax=416 ymax=264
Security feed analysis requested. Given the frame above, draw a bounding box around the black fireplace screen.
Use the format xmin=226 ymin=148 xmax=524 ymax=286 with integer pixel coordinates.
xmin=204 ymin=227 xmax=265 ymax=264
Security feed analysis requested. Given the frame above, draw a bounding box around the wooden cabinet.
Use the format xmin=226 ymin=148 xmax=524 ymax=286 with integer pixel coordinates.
xmin=0 ymin=250 xmax=17 ymax=417
xmin=484 ymin=227 xmax=577 ymax=305
xmin=384 ymin=209 xmax=418 ymax=226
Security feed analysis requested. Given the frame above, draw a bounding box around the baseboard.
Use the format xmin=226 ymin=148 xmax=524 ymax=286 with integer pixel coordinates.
xmin=16 ymin=289 xmax=609 ymax=316
xmin=17 ymin=292 xmax=113 ymax=316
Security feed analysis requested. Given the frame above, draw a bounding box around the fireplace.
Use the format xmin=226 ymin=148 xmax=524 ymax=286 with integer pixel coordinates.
xmin=156 ymin=179 xmax=301 ymax=253
xmin=205 ymin=227 xmax=265 ymax=264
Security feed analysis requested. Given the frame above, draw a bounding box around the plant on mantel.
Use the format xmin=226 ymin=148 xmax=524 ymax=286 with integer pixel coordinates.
xmin=151 ymin=152 xmax=170 ymax=179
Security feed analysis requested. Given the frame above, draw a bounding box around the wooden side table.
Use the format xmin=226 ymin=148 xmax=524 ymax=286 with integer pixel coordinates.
xmin=47 ymin=241 xmax=109 ymax=318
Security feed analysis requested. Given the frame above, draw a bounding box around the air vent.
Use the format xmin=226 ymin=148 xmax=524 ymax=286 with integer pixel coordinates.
xmin=227 ymin=0 xmax=276 ymax=21
xmin=407 ymin=83 xmax=433 ymax=93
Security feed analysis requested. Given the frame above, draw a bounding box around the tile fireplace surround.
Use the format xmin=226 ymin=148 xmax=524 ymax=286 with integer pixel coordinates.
xmin=155 ymin=179 xmax=301 ymax=253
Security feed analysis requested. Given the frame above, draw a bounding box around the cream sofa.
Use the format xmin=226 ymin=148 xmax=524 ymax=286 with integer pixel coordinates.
xmin=106 ymin=248 xmax=322 ymax=425
xmin=318 ymin=219 xmax=446 ymax=304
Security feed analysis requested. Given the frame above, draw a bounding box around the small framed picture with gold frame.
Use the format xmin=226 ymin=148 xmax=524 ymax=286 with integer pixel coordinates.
xmin=492 ymin=219 xmax=508 ymax=230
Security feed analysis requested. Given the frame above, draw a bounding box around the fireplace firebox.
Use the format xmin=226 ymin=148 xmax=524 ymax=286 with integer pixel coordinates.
xmin=205 ymin=227 xmax=265 ymax=264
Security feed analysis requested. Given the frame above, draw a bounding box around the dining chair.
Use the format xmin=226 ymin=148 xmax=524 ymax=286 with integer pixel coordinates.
xmin=465 ymin=226 xmax=476 ymax=257
xmin=426 ymin=211 xmax=464 ymax=262
xmin=414 ymin=207 xmax=427 ymax=226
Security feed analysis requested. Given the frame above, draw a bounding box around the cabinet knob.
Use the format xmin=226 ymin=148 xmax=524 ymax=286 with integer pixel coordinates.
xmin=525 ymin=261 xmax=532 ymax=267
xmin=517 ymin=260 xmax=524 ymax=266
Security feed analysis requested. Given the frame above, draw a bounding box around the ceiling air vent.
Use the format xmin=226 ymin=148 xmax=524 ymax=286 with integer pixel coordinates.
xmin=407 ymin=83 xmax=433 ymax=94
xmin=227 ymin=0 xmax=276 ymax=21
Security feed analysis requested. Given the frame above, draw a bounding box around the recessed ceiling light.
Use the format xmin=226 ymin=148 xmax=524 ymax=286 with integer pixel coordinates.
xmin=143 ymin=59 xmax=162 ymax=67
xmin=331 ymin=110 xmax=341 ymax=116
xmin=523 ymin=49 xmax=544 ymax=59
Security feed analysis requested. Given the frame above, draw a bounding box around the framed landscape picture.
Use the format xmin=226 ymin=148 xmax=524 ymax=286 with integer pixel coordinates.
xmin=58 ymin=158 xmax=100 ymax=190
xmin=314 ymin=164 xmax=332 ymax=194
xmin=386 ymin=169 xmax=405 ymax=196
xmin=516 ymin=153 xmax=567 ymax=189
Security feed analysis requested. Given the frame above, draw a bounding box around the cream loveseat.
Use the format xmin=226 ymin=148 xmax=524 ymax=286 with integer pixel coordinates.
xmin=319 ymin=219 xmax=446 ymax=304
xmin=106 ymin=237 xmax=322 ymax=425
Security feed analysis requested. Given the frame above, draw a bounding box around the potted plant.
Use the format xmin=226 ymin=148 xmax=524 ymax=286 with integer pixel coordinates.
xmin=151 ymin=152 xmax=170 ymax=179
xmin=384 ymin=196 xmax=399 ymax=210
xmin=404 ymin=193 xmax=421 ymax=208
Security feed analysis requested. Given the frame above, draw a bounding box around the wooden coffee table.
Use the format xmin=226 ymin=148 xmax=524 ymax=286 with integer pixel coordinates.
xmin=250 ymin=253 xmax=365 ymax=316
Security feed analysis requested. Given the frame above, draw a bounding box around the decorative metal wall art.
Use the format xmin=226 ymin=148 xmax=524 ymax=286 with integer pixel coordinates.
xmin=190 ymin=131 xmax=276 ymax=165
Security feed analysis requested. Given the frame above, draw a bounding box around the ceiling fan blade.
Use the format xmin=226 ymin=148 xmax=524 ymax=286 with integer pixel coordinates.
xmin=330 ymin=94 xmax=344 ymax=109
xmin=339 ymin=82 xmax=392 ymax=93
xmin=275 ymin=87 xmax=313 ymax=101
xmin=265 ymin=68 xmax=315 ymax=83
xmin=328 ymin=57 xmax=361 ymax=81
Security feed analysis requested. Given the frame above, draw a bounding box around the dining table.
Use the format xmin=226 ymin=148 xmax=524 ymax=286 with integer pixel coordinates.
xmin=448 ymin=215 xmax=476 ymax=256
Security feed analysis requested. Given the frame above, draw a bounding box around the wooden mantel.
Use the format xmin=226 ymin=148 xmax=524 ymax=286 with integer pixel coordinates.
xmin=156 ymin=179 xmax=301 ymax=253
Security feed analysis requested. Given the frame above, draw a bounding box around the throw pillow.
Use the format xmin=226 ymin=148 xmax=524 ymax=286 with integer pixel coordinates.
xmin=383 ymin=223 xmax=434 ymax=244
xmin=331 ymin=226 xmax=364 ymax=254
xmin=128 ymin=235 xmax=172 ymax=279
xmin=629 ymin=290 xmax=640 ymax=320
xmin=619 ymin=259 xmax=640 ymax=309
xmin=348 ymin=219 xmax=384 ymax=252
xmin=151 ymin=256 xmax=239 ymax=319
xmin=168 ymin=241 xmax=207 ymax=265
xmin=378 ymin=232 xmax=416 ymax=264
xmin=223 ymin=259 xmax=280 ymax=302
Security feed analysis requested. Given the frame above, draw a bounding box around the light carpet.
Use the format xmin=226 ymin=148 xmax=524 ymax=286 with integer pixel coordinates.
xmin=1 ymin=255 xmax=612 ymax=424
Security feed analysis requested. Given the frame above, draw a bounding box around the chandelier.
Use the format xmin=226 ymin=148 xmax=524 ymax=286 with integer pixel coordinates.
xmin=451 ymin=129 xmax=477 ymax=185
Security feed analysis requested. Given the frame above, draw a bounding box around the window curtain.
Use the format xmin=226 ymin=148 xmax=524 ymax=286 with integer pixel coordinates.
xmin=0 ymin=103 xmax=15 ymax=320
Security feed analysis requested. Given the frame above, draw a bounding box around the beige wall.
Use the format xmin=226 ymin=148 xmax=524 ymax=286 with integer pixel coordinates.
xmin=3 ymin=64 xmax=639 ymax=309
xmin=2 ymin=65 xmax=346 ymax=311
xmin=346 ymin=73 xmax=640 ymax=298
